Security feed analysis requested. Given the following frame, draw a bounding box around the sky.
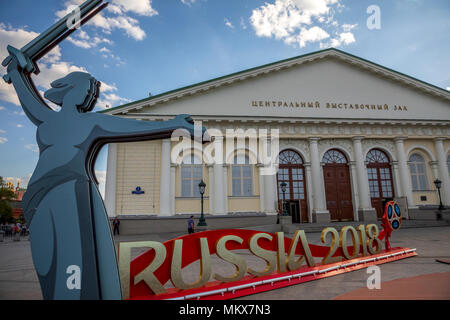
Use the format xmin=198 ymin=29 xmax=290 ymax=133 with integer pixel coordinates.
xmin=0 ymin=0 xmax=449 ymax=197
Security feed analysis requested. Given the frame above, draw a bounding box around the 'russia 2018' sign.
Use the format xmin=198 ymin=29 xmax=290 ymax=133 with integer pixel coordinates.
xmin=118 ymin=225 xmax=416 ymax=300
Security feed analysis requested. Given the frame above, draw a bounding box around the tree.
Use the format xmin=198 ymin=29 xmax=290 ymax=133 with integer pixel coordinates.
xmin=0 ymin=176 xmax=16 ymax=223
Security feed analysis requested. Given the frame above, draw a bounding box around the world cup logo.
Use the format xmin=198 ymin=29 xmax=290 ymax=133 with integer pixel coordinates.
xmin=385 ymin=201 xmax=402 ymax=231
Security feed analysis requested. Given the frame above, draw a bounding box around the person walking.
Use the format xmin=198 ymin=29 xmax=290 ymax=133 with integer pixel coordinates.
xmin=112 ymin=217 xmax=120 ymax=236
xmin=187 ymin=215 xmax=195 ymax=234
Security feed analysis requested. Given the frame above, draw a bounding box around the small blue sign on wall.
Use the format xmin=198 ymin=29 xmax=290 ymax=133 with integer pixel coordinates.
xmin=132 ymin=186 xmax=145 ymax=195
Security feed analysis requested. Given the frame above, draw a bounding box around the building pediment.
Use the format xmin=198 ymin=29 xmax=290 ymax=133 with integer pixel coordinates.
xmin=101 ymin=48 xmax=450 ymax=122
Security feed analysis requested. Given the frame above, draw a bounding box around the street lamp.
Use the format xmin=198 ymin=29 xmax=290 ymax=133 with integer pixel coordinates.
xmin=434 ymin=178 xmax=444 ymax=212
xmin=280 ymin=182 xmax=289 ymax=216
xmin=197 ymin=180 xmax=207 ymax=227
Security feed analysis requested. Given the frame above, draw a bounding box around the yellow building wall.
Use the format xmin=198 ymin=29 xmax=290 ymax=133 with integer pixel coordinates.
xmin=403 ymin=139 xmax=439 ymax=205
xmin=115 ymin=140 xmax=161 ymax=215
xmin=226 ymin=164 xmax=261 ymax=212
xmin=175 ymin=198 xmax=210 ymax=214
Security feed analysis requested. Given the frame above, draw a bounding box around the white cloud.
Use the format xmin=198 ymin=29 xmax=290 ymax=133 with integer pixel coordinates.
xmin=0 ymin=106 xmax=5 ymax=110
xmin=111 ymin=0 xmax=158 ymax=17
xmin=342 ymin=23 xmax=357 ymax=32
xmin=0 ymin=137 xmax=7 ymax=144
xmin=24 ymin=144 xmax=39 ymax=152
xmin=250 ymin=0 xmax=355 ymax=48
xmin=224 ymin=18 xmax=234 ymax=29
xmin=0 ymin=129 xmax=5 ymax=134
xmin=96 ymin=92 xmax=131 ymax=110
xmin=67 ymin=35 xmax=112 ymax=49
xmin=181 ymin=0 xmax=197 ymax=6
xmin=330 ymin=31 xmax=355 ymax=47
xmin=56 ymin=0 xmax=150 ymax=41
xmin=285 ymin=26 xmax=330 ymax=47
xmin=16 ymin=124 xmax=23 ymax=128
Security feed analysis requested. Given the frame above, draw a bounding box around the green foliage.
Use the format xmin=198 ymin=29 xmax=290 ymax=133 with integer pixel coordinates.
xmin=0 ymin=176 xmax=16 ymax=223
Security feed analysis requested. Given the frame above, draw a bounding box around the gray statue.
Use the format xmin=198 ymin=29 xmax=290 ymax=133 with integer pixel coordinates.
xmin=2 ymin=0 xmax=201 ymax=299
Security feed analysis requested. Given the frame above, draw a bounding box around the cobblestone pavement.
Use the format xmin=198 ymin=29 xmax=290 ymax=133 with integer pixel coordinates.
xmin=0 ymin=225 xmax=449 ymax=300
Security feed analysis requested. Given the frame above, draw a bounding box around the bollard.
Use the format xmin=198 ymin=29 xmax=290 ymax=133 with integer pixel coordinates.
xmin=0 ymin=230 xmax=4 ymax=242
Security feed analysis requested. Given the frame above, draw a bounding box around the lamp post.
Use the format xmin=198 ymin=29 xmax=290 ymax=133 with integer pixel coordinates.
xmin=280 ymin=182 xmax=288 ymax=216
xmin=434 ymin=178 xmax=444 ymax=212
xmin=197 ymin=180 xmax=207 ymax=227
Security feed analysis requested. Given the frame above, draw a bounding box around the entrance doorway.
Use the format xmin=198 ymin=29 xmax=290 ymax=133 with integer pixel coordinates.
xmin=322 ymin=149 xmax=354 ymax=221
xmin=276 ymin=149 xmax=308 ymax=222
xmin=366 ymin=149 xmax=394 ymax=219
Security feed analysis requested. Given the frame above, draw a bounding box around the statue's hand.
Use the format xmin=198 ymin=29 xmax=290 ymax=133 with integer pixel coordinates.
xmin=2 ymin=45 xmax=35 ymax=83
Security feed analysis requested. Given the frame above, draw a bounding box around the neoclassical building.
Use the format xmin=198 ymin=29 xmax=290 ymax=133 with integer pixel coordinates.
xmin=101 ymin=48 xmax=450 ymax=225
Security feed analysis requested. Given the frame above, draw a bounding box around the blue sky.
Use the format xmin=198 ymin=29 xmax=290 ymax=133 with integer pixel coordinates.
xmin=0 ymin=0 xmax=449 ymax=195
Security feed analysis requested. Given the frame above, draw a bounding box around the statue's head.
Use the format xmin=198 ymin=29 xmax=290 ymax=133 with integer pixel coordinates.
xmin=44 ymin=72 xmax=100 ymax=112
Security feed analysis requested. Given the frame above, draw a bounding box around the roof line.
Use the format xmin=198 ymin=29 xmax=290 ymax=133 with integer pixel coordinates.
xmin=98 ymin=47 xmax=450 ymax=114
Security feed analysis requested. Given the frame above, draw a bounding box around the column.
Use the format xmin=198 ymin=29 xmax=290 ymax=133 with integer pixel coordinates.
xmin=257 ymin=164 xmax=266 ymax=212
xmin=308 ymin=137 xmax=330 ymax=223
xmin=263 ymin=172 xmax=277 ymax=214
xmin=394 ymin=137 xmax=416 ymax=211
xmin=170 ymin=163 xmax=176 ymax=215
xmin=304 ymin=162 xmax=314 ymax=223
xmin=223 ymin=165 xmax=229 ymax=214
xmin=159 ymin=139 xmax=172 ymax=216
xmin=260 ymin=136 xmax=276 ymax=214
xmin=213 ymin=137 xmax=225 ymax=215
xmin=104 ymin=143 xmax=117 ymax=217
xmin=434 ymin=138 xmax=450 ymax=206
xmin=391 ymin=161 xmax=403 ymax=198
xmin=348 ymin=162 xmax=360 ymax=222
xmin=352 ymin=137 xmax=377 ymax=222
xmin=207 ymin=164 xmax=214 ymax=214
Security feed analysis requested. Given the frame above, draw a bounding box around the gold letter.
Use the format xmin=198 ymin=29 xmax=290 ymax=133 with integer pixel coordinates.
xmin=366 ymin=224 xmax=382 ymax=255
xmin=321 ymin=227 xmax=342 ymax=265
xmin=248 ymin=233 xmax=276 ymax=277
xmin=170 ymin=238 xmax=212 ymax=290
xmin=287 ymin=230 xmax=315 ymax=271
xmin=134 ymin=242 xmax=167 ymax=295
xmin=339 ymin=226 xmax=360 ymax=260
xmin=213 ymin=235 xmax=247 ymax=282
xmin=118 ymin=241 xmax=167 ymax=299
xmin=276 ymin=232 xmax=287 ymax=273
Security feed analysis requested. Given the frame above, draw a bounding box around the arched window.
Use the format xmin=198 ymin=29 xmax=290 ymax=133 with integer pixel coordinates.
xmin=231 ymin=154 xmax=252 ymax=196
xmin=322 ymin=149 xmax=348 ymax=164
xmin=279 ymin=150 xmax=303 ymax=165
xmin=408 ymin=153 xmax=428 ymax=191
xmin=181 ymin=154 xmax=202 ymax=197
xmin=366 ymin=149 xmax=389 ymax=164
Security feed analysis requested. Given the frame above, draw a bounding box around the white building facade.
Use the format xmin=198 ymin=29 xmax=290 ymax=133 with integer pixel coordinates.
xmin=102 ymin=49 xmax=450 ymax=224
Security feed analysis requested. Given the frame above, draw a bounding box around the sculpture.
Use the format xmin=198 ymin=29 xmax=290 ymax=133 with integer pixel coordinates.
xmin=2 ymin=0 xmax=202 ymax=299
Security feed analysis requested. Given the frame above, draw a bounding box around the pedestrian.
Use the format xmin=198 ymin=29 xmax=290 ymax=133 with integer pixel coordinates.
xmin=112 ymin=217 xmax=120 ymax=236
xmin=188 ymin=215 xmax=195 ymax=234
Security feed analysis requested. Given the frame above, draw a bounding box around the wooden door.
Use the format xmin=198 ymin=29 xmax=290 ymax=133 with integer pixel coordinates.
xmin=277 ymin=150 xmax=308 ymax=223
xmin=366 ymin=149 xmax=395 ymax=219
xmin=322 ymin=149 xmax=354 ymax=221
